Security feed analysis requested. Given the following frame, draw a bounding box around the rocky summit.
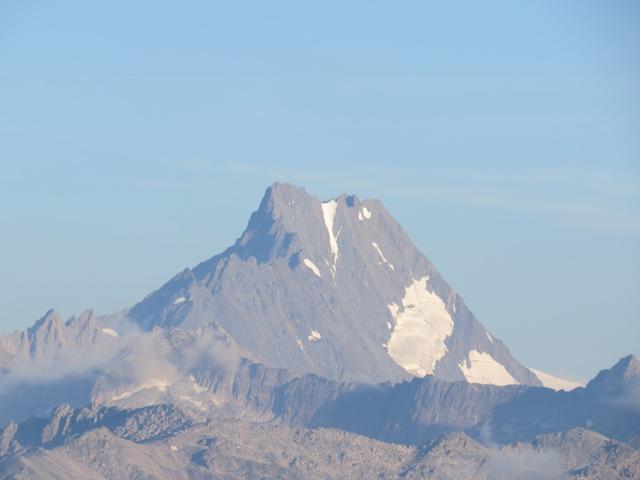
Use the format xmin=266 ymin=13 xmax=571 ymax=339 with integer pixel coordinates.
xmin=128 ymin=183 xmax=556 ymax=387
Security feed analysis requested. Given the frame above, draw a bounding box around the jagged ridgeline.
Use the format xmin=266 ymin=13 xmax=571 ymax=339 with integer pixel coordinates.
xmin=0 ymin=183 xmax=637 ymax=480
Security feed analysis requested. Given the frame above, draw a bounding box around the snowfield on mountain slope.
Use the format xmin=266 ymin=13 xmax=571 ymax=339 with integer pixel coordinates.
xmin=458 ymin=350 xmax=519 ymax=386
xmin=303 ymin=258 xmax=322 ymax=277
xmin=371 ymin=241 xmax=395 ymax=270
xmin=530 ymin=367 xmax=583 ymax=391
xmin=101 ymin=327 xmax=119 ymax=338
xmin=307 ymin=330 xmax=322 ymax=341
xmin=359 ymin=205 xmax=372 ymax=219
xmin=321 ymin=200 xmax=340 ymax=276
xmin=387 ymin=276 xmax=454 ymax=376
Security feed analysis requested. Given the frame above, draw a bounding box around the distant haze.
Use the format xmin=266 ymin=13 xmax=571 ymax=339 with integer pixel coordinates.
xmin=0 ymin=1 xmax=638 ymax=382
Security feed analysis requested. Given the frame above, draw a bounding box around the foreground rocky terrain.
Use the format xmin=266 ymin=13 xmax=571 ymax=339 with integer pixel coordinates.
xmin=1 ymin=406 xmax=638 ymax=480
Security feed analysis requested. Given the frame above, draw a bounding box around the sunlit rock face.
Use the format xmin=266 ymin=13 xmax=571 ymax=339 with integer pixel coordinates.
xmin=128 ymin=182 xmax=541 ymax=386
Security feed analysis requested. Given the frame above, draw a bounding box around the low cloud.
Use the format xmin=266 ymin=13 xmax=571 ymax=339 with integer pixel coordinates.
xmin=476 ymin=422 xmax=569 ymax=479
xmin=0 ymin=317 xmax=243 ymax=404
xmin=101 ymin=327 xmax=179 ymax=387
xmin=607 ymin=381 xmax=640 ymax=410
xmin=1 ymin=338 xmax=118 ymax=393
xmin=481 ymin=447 xmax=569 ymax=479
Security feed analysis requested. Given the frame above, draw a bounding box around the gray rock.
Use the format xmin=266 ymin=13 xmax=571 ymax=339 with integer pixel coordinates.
xmin=1 ymin=183 xmax=636 ymax=479
xmin=178 ymin=353 xmax=639 ymax=447
xmin=129 ymin=183 xmax=539 ymax=386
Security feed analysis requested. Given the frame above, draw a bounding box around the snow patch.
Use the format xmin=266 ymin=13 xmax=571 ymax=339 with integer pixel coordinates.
xmin=321 ymin=200 xmax=339 ymax=276
xmin=189 ymin=375 xmax=206 ymax=394
xmin=459 ymin=350 xmax=519 ymax=386
xmin=170 ymin=445 xmax=178 ymax=452
xmin=485 ymin=331 xmax=493 ymax=343
xmin=530 ymin=368 xmax=583 ymax=391
xmin=307 ymin=330 xmax=322 ymax=341
xmin=387 ymin=277 xmax=454 ymax=376
xmin=173 ymin=296 xmax=186 ymax=305
xmin=112 ymin=379 xmax=171 ymax=401
xmin=296 ymin=339 xmax=304 ymax=350
xmin=386 ymin=321 xmax=392 ymax=330
xmin=303 ymin=258 xmax=322 ymax=277
xmin=371 ymin=241 xmax=395 ymax=270
xmin=362 ymin=206 xmax=372 ymax=219
xmin=100 ymin=328 xmax=119 ymax=338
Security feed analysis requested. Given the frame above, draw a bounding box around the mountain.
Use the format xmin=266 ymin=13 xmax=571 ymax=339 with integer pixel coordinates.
xmin=587 ymin=355 xmax=640 ymax=396
xmin=127 ymin=182 xmax=555 ymax=387
xmin=2 ymin=182 xmax=634 ymax=479
xmin=0 ymin=309 xmax=127 ymax=425
xmin=186 ymin=352 xmax=640 ymax=446
xmin=1 ymin=183 xmax=578 ymax=392
xmin=0 ymin=352 xmax=640 ymax=480
xmin=0 ymin=310 xmax=115 ymax=367
xmin=0 ymin=311 xmax=636 ymax=458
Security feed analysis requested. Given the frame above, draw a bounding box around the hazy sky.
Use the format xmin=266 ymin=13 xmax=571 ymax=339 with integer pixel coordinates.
xmin=1 ymin=1 xmax=638 ymax=381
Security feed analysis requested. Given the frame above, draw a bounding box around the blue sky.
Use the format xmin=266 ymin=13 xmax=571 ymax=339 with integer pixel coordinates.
xmin=0 ymin=1 xmax=638 ymax=381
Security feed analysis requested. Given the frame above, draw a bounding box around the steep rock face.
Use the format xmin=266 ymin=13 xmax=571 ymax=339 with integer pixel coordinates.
xmin=129 ymin=183 xmax=540 ymax=386
xmin=0 ymin=403 xmax=192 ymax=453
xmin=487 ymin=354 xmax=640 ymax=444
xmin=190 ymin=353 xmax=639 ymax=447
xmin=587 ymin=355 xmax=640 ymax=396
xmin=0 ymin=309 xmax=126 ymax=426
xmin=0 ymin=309 xmax=120 ymax=365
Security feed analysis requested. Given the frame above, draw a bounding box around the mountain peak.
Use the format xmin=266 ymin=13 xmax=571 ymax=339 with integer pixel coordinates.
xmin=130 ymin=183 xmax=541 ymax=386
xmin=235 ymin=183 xmax=368 ymax=267
xmin=233 ymin=183 xmax=318 ymax=264
xmin=28 ymin=309 xmax=63 ymax=335
xmin=261 ymin=182 xmax=364 ymax=212
xmin=617 ymin=354 xmax=640 ymax=374
xmin=586 ymin=354 xmax=640 ymax=394
xmin=603 ymin=354 xmax=640 ymax=379
xmin=259 ymin=182 xmax=310 ymax=212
